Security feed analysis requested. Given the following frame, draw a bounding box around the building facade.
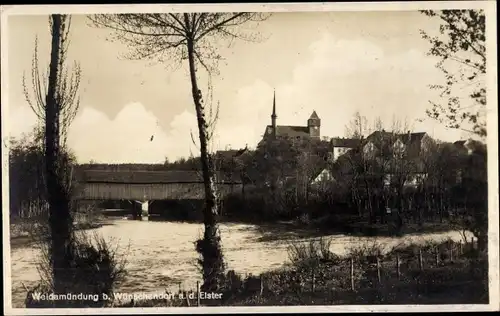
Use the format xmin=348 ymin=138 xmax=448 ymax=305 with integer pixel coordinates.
xmin=258 ymin=91 xmax=322 ymax=147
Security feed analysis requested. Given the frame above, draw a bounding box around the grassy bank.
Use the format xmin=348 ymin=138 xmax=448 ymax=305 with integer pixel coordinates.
xmin=9 ymin=212 xmax=112 ymax=249
xmin=111 ymin=238 xmax=487 ymax=307
xmin=20 ymin=237 xmax=487 ymax=308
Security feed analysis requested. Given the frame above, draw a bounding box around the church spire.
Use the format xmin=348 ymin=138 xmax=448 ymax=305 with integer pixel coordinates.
xmin=271 ymin=90 xmax=277 ymax=137
xmin=272 ymin=90 xmax=277 ymax=119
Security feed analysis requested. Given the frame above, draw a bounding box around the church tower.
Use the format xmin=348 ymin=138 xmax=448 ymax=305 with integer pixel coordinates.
xmin=271 ymin=90 xmax=277 ymax=137
xmin=308 ymin=110 xmax=321 ymax=139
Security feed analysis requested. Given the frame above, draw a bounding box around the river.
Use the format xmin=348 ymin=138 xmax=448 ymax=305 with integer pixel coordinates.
xmin=9 ymin=218 xmax=469 ymax=308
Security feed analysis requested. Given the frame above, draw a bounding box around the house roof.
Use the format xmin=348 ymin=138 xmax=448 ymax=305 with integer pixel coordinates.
xmin=264 ymin=125 xmax=310 ymax=139
xmin=311 ymin=167 xmax=331 ymax=181
xmin=366 ymin=131 xmax=427 ymax=145
xmin=366 ymin=131 xmax=395 ymax=143
xmin=364 ymin=131 xmax=429 ymax=155
xmin=76 ymin=170 xmax=242 ymax=184
xmin=398 ymin=132 xmax=427 ymax=146
xmin=215 ymin=147 xmax=249 ymax=161
xmin=331 ymin=137 xmax=361 ymax=148
xmin=453 ymin=140 xmax=467 ymax=148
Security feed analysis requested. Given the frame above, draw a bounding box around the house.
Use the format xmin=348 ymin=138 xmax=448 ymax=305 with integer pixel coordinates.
xmin=331 ymin=130 xmax=436 ymax=188
xmin=310 ymin=168 xmax=334 ymax=185
xmin=214 ymin=145 xmax=250 ymax=165
xmin=362 ymin=131 xmax=434 ymax=161
xmin=452 ymin=139 xmax=487 ymax=185
xmin=453 ymin=139 xmax=486 ymax=156
xmin=258 ymin=91 xmax=321 ymax=147
xmin=329 ymin=137 xmax=361 ymax=162
xmin=214 ymin=146 xmax=252 ymax=186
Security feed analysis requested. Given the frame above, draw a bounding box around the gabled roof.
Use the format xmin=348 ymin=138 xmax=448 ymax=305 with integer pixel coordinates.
xmin=453 ymin=140 xmax=467 ymax=148
xmin=311 ymin=167 xmax=332 ymax=181
xmin=215 ymin=147 xmax=249 ymax=161
xmin=263 ymin=125 xmax=310 ymax=139
xmin=366 ymin=131 xmax=395 ymax=143
xmin=365 ymin=131 xmax=429 ymax=152
xmin=398 ymin=132 xmax=427 ymax=146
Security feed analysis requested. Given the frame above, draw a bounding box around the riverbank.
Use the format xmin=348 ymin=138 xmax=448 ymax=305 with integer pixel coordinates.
xmin=9 ymin=215 xmax=114 ymax=250
xmin=10 ymin=218 xmax=471 ymax=308
xmin=108 ymin=207 xmax=457 ymax=239
xmin=8 ymin=212 xmax=458 ymax=250
xmin=115 ymin=239 xmax=488 ymax=307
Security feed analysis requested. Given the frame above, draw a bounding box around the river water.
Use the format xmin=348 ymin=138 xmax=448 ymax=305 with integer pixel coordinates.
xmin=9 ymin=218 xmax=468 ymax=307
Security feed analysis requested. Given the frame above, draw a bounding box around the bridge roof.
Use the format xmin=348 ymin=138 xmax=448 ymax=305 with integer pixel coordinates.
xmin=78 ymin=170 xmax=242 ymax=184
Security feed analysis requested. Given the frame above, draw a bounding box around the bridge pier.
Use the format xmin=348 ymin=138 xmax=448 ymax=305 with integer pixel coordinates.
xmin=131 ymin=200 xmax=151 ymax=221
xmin=131 ymin=201 xmax=141 ymax=220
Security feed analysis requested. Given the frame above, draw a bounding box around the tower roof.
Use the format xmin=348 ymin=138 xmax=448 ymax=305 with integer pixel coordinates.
xmin=309 ymin=111 xmax=319 ymax=120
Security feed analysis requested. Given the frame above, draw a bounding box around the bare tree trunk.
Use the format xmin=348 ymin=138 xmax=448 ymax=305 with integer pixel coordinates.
xmin=45 ymin=14 xmax=73 ymax=294
xmin=186 ymin=29 xmax=225 ymax=291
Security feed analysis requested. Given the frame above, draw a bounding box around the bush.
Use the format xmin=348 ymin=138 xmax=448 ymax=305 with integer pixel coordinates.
xmin=346 ymin=240 xmax=388 ymax=264
xmin=287 ymin=237 xmax=340 ymax=269
xmin=25 ymin=231 xmax=128 ymax=308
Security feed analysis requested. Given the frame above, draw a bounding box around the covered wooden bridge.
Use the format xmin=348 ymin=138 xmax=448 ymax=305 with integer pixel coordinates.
xmin=75 ymin=169 xmax=243 ymax=201
xmin=74 ymin=169 xmax=243 ymax=220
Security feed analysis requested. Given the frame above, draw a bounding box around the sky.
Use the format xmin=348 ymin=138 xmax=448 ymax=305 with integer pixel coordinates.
xmin=6 ymin=10 xmax=476 ymax=164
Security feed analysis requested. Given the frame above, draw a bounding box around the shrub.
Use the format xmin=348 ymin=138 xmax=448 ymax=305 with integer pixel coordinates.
xmin=25 ymin=231 xmax=128 ymax=308
xmin=287 ymin=236 xmax=340 ymax=269
xmin=346 ymin=240 xmax=388 ymax=264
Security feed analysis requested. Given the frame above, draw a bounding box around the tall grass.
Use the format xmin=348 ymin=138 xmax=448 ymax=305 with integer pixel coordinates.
xmin=24 ymin=206 xmax=128 ymax=308
xmin=287 ymin=236 xmax=339 ymax=268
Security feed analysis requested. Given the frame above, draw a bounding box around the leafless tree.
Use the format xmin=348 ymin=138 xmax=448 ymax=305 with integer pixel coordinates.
xmin=22 ymin=14 xmax=82 ymax=295
xmin=385 ymin=117 xmax=416 ymax=223
xmin=88 ymin=12 xmax=270 ymax=291
xmin=345 ymin=111 xmax=370 ymax=140
xmin=23 ymin=20 xmax=82 ymax=149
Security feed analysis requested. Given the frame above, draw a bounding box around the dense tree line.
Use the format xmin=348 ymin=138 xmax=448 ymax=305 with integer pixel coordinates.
xmin=9 ymin=129 xmax=75 ymax=220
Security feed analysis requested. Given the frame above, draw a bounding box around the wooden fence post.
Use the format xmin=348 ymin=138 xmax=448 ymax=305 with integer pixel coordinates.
xmin=197 ymin=281 xmax=200 ymax=307
xmin=396 ymin=254 xmax=401 ymax=280
xmin=418 ymin=248 xmax=423 ymax=271
xmin=435 ymin=248 xmax=439 ymax=266
xmin=185 ymin=291 xmax=190 ymax=307
xmin=449 ymin=243 xmax=454 ymax=262
xmin=350 ymin=257 xmax=355 ymax=291
xmin=311 ymin=270 xmax=315 ymax=293
xmin=260 ymin=275 xmax=264 ymax=297
xmin=459 ymin=242 xmax=463 ymax=256
xmin=376 ymin=257 xmax=381 ymax=284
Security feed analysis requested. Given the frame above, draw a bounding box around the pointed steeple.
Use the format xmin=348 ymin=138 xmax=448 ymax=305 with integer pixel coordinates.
xmin=309 ymin=110 xmax=319 ymax=120
xmin=271 ymin=90 xmax=277 ymax=137
xmin=272 ymin=90 xmax=277 ymax=120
